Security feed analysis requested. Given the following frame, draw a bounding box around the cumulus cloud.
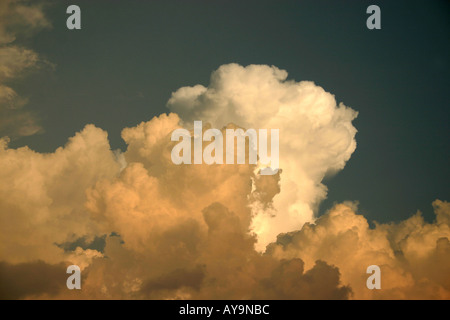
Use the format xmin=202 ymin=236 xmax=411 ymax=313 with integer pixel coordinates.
xmin=77 ymin=201 xmax=351 ymax=300
xmin=267 ymin=200 xmax=450 ymax=299
xmin=0 ymin=111 xmax=351 ymax=299
xmin=0 ymin=125 xmax=120 ymax=264
xmin=0 ymin=0 xmax=51 ymax=138
xmin=168 ymin=63 xmax=358 ymax=249
xmin=0 ymin=64 xmax=448 ymax=300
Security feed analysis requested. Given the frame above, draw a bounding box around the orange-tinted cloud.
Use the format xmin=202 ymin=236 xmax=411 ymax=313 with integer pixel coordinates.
xmin=267 ymin=200 xmax=450 ymax=299
xmin=0 ymin=64 xmax=448 ymax=300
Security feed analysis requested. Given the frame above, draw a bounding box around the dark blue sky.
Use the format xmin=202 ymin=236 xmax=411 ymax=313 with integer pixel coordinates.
xmin=11 ymin=0 xmax=449 ymax=223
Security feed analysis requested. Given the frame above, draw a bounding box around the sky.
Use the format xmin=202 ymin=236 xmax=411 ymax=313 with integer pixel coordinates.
xmin=0 ymin=0 xmax=449 ymax=300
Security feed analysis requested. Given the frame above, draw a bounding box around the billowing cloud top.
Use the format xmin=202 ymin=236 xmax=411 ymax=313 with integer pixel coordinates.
xmin=168 ymin=63 xmax=358 ymax=249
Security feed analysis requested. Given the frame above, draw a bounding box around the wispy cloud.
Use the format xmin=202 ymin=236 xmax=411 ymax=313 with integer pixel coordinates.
xmin=0 ymin=0 xmax=51 ymax=138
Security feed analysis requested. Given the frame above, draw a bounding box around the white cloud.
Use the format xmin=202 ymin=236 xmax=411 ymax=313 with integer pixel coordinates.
xmin=168 ymin=63 xmax=358 ymax=249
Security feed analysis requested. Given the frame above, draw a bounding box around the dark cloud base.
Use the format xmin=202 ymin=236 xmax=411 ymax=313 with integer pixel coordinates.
xmin=0 ymin=260 xmax=67 ymax=300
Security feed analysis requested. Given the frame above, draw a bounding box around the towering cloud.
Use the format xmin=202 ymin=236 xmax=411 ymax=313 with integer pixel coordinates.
xmin=0 ymin=63 xmax=448 ymax=300
xmin=168 ymin=63 xmax=358 ymax=249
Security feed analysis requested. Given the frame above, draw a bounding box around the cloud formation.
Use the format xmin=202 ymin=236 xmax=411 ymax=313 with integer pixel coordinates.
xmin=168 ymin=63 xmax=358 ymax=249
xmin=0 ymin=125 xmax=120 ymax=264
xmin=0 ymin=64 xmax=448 ymax=300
